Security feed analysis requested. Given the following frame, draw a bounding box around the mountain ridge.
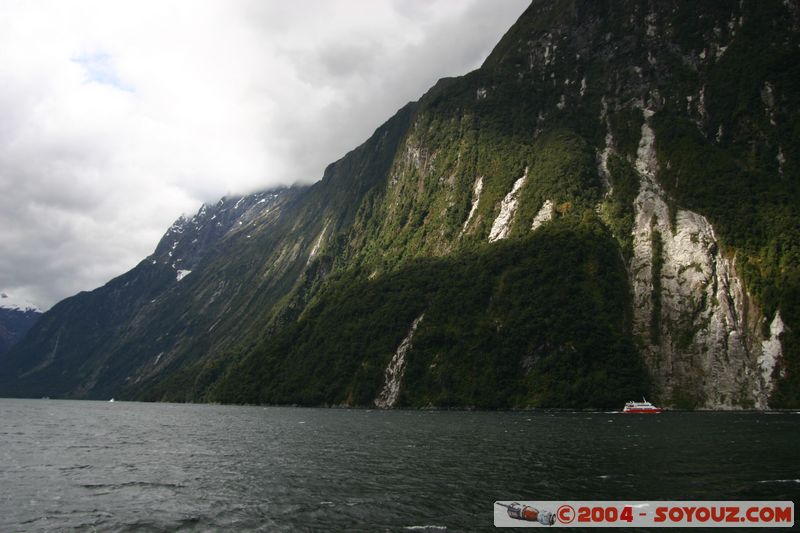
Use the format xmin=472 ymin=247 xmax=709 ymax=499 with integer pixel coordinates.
xmin=1 ymin=0 xmax=797 ymax=408
xmin=0 ymin=293 xmax=41 ymax=358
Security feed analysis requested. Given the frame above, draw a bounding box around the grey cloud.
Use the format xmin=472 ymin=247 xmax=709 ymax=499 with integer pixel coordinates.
xmin=0 ymin=0 xmax=529 ymax=309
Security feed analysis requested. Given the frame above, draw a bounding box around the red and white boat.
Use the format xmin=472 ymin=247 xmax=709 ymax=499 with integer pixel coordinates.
xmin=623 ymin=398 xmax=662 ymax=414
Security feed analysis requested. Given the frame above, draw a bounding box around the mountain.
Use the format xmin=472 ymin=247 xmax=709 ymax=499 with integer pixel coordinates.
xmin=1 ymin=0 xmax=797 ymax=409
xmin=0 ymin=293 xmax=41 ymax=357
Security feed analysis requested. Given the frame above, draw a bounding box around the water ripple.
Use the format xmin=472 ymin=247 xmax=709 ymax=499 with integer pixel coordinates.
xmin=0 ymin=400 xmax=798 ymax=531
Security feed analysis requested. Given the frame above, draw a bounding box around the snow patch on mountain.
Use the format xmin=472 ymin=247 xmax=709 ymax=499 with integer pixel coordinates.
xmin=0 ymin=292 xmax=41 ymax=313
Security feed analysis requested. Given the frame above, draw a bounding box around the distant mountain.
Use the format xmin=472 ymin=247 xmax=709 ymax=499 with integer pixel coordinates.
xmin=0 ymin=293 xmax=41 ymax=358
xmin=1 ymin=0 xmax=797 ymax=408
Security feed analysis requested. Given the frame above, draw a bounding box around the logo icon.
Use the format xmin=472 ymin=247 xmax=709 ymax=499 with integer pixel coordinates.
xmin=495 ymin=502 xmax=556 ymax=526
xmin=557 ymin=504 xmax=576 ymax=524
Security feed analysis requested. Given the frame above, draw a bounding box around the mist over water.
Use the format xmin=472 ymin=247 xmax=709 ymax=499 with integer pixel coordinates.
xmin=0 ymin=399 xmax=797 ymax=531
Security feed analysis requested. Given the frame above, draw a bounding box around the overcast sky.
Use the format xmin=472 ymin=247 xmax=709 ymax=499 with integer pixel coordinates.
xmin=0 ymin=0 xmax=529 ymax=310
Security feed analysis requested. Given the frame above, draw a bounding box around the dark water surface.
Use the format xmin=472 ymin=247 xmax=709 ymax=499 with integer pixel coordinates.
xmin=0 ymin=399 xmax=798 ymax=531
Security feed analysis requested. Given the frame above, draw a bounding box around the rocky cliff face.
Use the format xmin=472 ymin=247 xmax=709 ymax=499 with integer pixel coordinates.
xmin=152 ymin=191 xmax=290 ymax=281
xmin=1 ymin=0 xmax=797 ymax=408
xmin=630 ymin=110 xmax=773 ymax=408
xmin=336 ymin=0 xmax=798 ymax=408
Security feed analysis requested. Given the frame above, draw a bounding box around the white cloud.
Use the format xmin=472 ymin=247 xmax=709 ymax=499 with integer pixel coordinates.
xmin=0 ymin=0 xmax=528 ymax=309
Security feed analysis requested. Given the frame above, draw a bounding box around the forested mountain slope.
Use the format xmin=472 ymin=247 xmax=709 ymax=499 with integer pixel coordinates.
xmin=2 ymin=0 xmax=797 ymax=409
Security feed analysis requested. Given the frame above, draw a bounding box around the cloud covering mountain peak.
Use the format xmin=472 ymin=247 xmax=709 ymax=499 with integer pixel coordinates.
xmin=0 ymin=0 xmax=528 ymax=309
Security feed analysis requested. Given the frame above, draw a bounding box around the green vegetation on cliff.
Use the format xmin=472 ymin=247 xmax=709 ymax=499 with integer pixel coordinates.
xmin=209 ymin=217 xmax=647 ymax=408
xmin=3 ymin=0 xmax=798 ymax=409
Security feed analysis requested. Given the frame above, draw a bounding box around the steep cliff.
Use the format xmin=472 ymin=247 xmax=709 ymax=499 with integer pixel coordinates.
xmin=630 ymin=110 xmax=771 ymax=408
xmin=0 ymin=104 xmax=415 ymax=400
xmin=2 ymin=0 xmax=797 ymax=408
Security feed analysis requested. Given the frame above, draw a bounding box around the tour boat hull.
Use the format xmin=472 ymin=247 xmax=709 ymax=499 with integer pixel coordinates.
xmin=622 ymin=399 xmax=662 ymax=414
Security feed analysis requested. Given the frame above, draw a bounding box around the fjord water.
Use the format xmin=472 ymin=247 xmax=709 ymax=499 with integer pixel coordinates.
xmin=1 ymin=400 xmax=797 ymax=532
